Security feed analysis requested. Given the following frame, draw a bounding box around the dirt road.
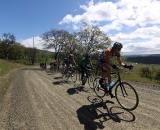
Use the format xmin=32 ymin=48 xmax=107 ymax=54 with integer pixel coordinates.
xmin=0 ymin=67 xmax=160 ymax=130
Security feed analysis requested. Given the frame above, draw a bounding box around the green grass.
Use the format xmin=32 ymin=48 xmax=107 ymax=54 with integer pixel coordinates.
xmin=0 ymin=59 xmax=23 ymax=102
xmin=121 ymin=63 xmax=160 ymax=85
xmin=0 ymin=59 xmax=23 ymax=76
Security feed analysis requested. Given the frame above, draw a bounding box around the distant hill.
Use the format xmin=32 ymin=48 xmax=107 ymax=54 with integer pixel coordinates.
xmin=125 ymin=54 xmax=160 ymax=64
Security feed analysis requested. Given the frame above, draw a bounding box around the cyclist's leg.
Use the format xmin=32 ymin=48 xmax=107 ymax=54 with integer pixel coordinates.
xmin=100 ymin=64 xmax=112 ymax=91
xmin=99 ymin=65 xmax=107 ymax=89
xmin=103 ymin=64 xmax=115 ymax=97
xmin=103 ymin=64 xmax=112 ymax=84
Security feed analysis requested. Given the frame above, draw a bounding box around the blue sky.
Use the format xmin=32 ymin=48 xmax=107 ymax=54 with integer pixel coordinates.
xmin=0 ymin=0 xmax=160 ymax=54
xmin=0 ymin=0 xmax=87 ymax=40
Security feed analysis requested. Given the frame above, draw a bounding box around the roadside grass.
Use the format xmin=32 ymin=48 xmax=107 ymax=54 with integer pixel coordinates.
xmin=121 ymin=63 xmax=160 ymax=85
xmin=0 ymin=59 xmax=24 ymax=102
xmin=0 ymin=59 xmax=23 ymax=76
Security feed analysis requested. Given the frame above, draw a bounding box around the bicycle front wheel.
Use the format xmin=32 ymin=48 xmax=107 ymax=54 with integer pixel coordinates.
xmin=115 ymin=82 xmax=139 ymax=111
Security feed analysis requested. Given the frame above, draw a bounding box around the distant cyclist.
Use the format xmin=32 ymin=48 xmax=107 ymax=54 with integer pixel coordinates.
xmin=99 ymin=42 xmax=133 ymax=96
xmin=80 ymin=53 xmax=93 ymax=86
xmin=63 ymin=51 xmax=77 ymax=73
xmin=68 ymin=52 xmax=77 ymax=67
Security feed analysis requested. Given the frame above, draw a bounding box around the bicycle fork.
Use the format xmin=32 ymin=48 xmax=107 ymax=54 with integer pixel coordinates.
xmin=120 ymin=83 xmax=128 ymax=97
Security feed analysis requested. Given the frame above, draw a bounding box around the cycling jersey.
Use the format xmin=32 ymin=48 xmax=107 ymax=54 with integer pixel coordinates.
xmin=104 ymin=48 xmax=120 ymax=65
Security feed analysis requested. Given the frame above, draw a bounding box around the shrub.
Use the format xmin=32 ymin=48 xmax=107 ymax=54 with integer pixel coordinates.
xmin=140 ymin=67 xmax=152 ymax=79
xmin=154 ymin=70 xmax=160 ymax=81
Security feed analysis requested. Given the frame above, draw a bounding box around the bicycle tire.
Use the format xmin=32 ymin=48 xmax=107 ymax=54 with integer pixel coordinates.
xmin=115 ymin=82 xmax=139 ymax=111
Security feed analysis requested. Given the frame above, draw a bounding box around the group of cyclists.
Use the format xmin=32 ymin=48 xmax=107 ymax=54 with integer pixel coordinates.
xmin=60 ymin=42 xmax=133 ymax=97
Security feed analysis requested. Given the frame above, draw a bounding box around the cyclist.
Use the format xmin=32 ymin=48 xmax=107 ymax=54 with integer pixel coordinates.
xmin=63 ymin=52 xmax=77 ymax=74
xmin=99 ymin=42 xmax=133 ymax=97
xmin=68 ymin=52 xmax=77 ymax=67
xmin=80 ymin=53 xmax=93 ymax=86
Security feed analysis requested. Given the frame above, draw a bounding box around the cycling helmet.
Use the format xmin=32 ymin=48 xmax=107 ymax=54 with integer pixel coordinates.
xmin=113 ymin=42 xmax=123 ymax=49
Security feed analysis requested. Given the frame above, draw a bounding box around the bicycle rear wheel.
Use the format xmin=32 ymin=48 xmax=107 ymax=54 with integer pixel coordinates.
xmin=63 ymin=72 xmax=70 ymax=82
xmin=71 ymin=71 xmax=78 ymax=83
xmin=115 ymin=82 xmax=139 ymax=111
xmin=88 ymin=75 xmax=94 ymax=89
xmin=93 ymin=77 xmax=106 ymax=98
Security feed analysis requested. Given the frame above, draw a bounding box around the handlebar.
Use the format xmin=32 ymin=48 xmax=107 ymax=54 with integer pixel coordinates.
xmin=111 ymin=65 xmax=134 ymax=75
xmin=112 ymin=64 xmax=134 ymax=70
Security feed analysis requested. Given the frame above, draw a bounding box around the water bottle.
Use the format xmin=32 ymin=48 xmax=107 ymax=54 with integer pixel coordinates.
xmin=106 ymin=81 xmax=115 ymax=90
xmin=110 ymin=80 xmax=115 ymax=87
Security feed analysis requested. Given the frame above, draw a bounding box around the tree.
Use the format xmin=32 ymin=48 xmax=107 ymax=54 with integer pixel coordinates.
xmin=8 ymin=44 xmax=24 ymax=60
xmin=41 ymin=29 xmax=77 ymax=69
xmin=0 ymin=33 xmax=16 ymax=59
xmin=1 ymin=33 xmax=16 ymax=44
xmin=75 ymin=25 xmax=111 ymax=55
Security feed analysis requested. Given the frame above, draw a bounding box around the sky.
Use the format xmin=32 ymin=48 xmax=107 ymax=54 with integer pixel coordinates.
xmin=0 ymin=0 xmax=160 ymax=55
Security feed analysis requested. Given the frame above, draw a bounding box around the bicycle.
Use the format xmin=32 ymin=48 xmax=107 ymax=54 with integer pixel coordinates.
xmin=93 ymin=66 xmax=139 ymax=111
xmin=81 ymin=68 xmax=95 ymax=88
xmin=62 ymin=65 xmax=78 ymax=83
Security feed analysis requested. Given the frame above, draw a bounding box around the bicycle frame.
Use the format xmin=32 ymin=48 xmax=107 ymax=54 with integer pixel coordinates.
xmin=109 ymin=71 xmax=122 ymax=91
xmin=110 ymin=71 xmax=128 ymax=97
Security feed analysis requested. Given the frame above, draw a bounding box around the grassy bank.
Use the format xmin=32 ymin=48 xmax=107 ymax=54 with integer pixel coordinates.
xmin=120 ymin=63 xmax=160 ymax=85
xmin=0 ymin=59 xmax=23 ymax=76
xmin=0 ymin=59 xmax=23 ymax=103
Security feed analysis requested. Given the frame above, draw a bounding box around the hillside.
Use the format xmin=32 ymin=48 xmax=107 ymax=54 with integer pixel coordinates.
xmin=125 ymin=54 xmax=160 ymax=64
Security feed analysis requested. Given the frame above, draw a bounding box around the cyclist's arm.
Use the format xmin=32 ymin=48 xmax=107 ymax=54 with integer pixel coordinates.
xmin=117 ymin=56 xmax=125 ymax=66
xmin=117 ymin=54 xmax=133 ymax=69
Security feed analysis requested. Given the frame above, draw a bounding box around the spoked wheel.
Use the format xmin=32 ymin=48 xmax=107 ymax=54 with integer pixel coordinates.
xmin=62 ymin=72 xmax=70 ymax=82
xmin=115 ymin=82 xmax=139 ymax=111
xmin=93 ymin=77 xmax=106 ymax=98
xmin=71 ymin=71 xmax=78 ymax=83
xmin=88 ymin=75 xmax=94 ymax=89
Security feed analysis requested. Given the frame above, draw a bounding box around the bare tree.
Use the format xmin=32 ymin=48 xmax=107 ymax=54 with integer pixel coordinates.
xmin=75 ymin=25 xmax=111 ymax=55
xmin=41 ymin=29 xmax=77 ymax=69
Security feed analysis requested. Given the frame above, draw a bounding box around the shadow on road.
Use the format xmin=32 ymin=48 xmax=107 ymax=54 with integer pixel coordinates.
xmin=22 ymin=67 xmax=41 ymax=71
xmin=52 ymin=80 xmax=68 ymax=85
xmin=76 ymin=96 xmax=135 ymax=130
xmin=67 ymin=85 xmax=90 ymax=95
xmin=54 ymin=76 xmax=63 ymax=79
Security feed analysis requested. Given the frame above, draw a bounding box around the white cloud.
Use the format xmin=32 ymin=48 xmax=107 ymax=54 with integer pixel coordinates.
xmin=59 ymin=0 xmax=160 ymax=54
xmin=19 ymin=36 xmax=54 ymax=52
xmin=100 ymin=20 xmax=123 ymax=33
xmin=111 ymin=26 xmax=160 ymax=42
xmin=60 ymin=0 xmax=160 ymax=28
xmin=60 ymin=1 xmax=118 ymax=25
xmin=122 ymin=37 xmax=160 ymax=54
xmin=20 ymin=36 xmax=44 ymax=49
xmin=111 ymin=26 xmax=160 ymax=54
